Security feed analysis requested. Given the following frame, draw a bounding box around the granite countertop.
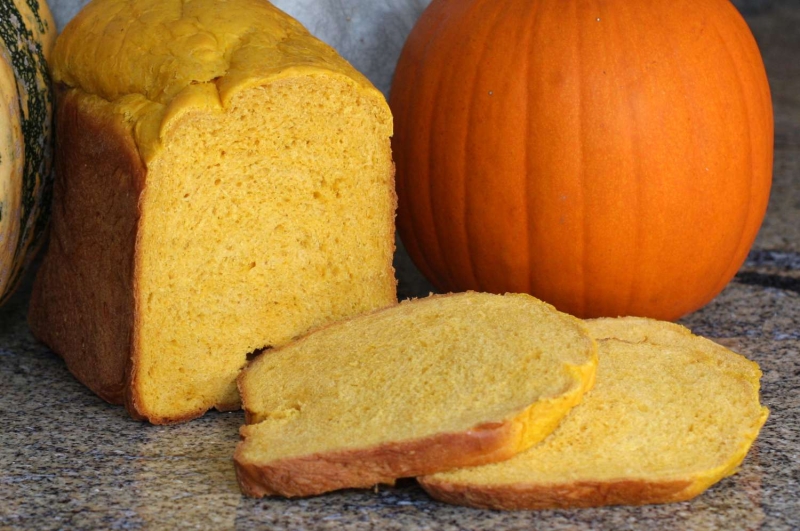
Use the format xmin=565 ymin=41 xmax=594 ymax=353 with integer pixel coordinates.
xmin=2 ymin=2 xmax=799 ymax=530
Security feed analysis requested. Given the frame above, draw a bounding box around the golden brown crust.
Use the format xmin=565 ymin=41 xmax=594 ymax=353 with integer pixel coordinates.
xmin=52 ymin=0 xmax=389 ymax=166
xmin=418 ymin=476 xmax=697 ymax=510
xmin=28 ymin=87 xmax=144 ymax=406
xmin=234 ymin=419 xmax=529 ymax=498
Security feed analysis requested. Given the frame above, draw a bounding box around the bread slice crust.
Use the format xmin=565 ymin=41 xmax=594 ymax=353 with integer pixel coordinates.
xmin=420 ymin=477 xmax=696 ymax=511
xmin=236 ymin=370 xmax=596 ymax=498
xmin=236 ymin=416 xmax=556 ymax=499
xmin=234 ymin=292 xmax=598 ymax=497
xmin=29 ymin=88 xmax=141 ymax=408
xmin=419 ymin=318 xmax=768 ymax=510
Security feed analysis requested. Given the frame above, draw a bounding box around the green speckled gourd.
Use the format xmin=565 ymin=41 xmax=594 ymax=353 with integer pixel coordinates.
xmin=0 ymin=0 xmax=55 ymax=305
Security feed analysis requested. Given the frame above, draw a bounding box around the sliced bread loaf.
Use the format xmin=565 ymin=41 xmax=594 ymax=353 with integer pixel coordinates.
xmin=420 ymin=317 xmax=768 ymax=510
xmin=27 ymin=0 xmax=396 ymax=423
xmin=234 ymin=292 xmax=598 ymax=497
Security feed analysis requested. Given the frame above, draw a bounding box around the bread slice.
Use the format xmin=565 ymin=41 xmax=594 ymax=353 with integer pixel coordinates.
xmin=27 ymin=0 xmax=396 ymax=423
xmin=420 ymin=317 xmax=768 ymax=510
xmin=234 ymin=292 xmax=598 ymax=497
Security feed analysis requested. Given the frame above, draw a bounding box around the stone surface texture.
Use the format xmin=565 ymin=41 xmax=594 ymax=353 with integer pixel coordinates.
xmin=1 ymin=1 xmax=798 ymax=530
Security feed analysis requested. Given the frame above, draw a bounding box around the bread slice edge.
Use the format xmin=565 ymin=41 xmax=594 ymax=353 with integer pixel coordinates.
xmin=234 ymin=351 xmax=597 ymax=498
xmin=419 ymin=404 xmax=767 ymax=510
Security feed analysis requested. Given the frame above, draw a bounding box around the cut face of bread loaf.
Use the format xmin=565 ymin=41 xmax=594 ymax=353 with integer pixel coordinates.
xmin=27 ymin=0 xmax=396 ymax=423
xmin=235 ymin=292 xmax=598 ymax=498
xmin=420 ymin=317 xmax=769 ymax=510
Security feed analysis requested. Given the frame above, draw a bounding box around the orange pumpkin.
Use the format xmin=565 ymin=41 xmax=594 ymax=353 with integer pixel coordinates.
xmin=390 ymin=0 xmax=773 ymax=320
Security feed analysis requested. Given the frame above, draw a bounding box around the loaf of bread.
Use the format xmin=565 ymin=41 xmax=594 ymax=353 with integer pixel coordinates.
xmin=28 ymin=0 xmax=397 ymax=423
xmin=420 ymin=318 xmax=768 ymax=510
xmin=235 ymin=292 xmax=598 ymax=498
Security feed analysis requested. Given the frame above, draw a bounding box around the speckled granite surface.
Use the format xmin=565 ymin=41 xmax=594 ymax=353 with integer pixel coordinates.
xmin=6 ymin=247 xmax=799 ymax=530
xmin=2 ymin=2 xmax=800 ymax=530
xmin=3 ymin=256 xmax=799 ymax=531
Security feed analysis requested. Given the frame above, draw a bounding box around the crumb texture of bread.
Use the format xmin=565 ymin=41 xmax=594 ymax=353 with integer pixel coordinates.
xmin=420 ymin=317 xmax=768 ymax=510
xmin=29 ymin=0 xmax=396 ymax=423
xmin=235 ymin=292 xmax=598 ymax=497
xmin=134 ymin=76 xmax=396 ymax=418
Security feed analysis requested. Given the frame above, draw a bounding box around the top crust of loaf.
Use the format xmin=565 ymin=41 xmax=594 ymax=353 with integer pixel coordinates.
xmin=51 ymin=0 xmax=390 ymax=162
